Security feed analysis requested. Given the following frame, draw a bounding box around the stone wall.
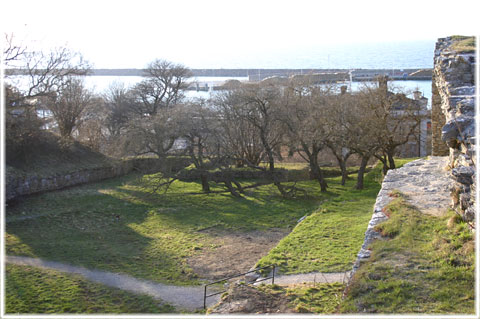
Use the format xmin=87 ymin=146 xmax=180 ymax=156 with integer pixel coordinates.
xmin=431 ymin=81 xmax=449 ymax=155
xmin=5 ymin=157 xmax=191 ymax=201
xmin=350 ymin=157 xmax=453 ymax=282
xmin=431 ymin=36 xmax=476 ymax=223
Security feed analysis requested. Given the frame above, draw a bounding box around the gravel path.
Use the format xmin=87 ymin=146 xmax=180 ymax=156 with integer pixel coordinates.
xmin=5 ymin=255 xmax=220 ymax=311
xmin=268 ymin=271 xmax=350 ymax=286
xmin=6 ymin=255 xmax=349 ymax=311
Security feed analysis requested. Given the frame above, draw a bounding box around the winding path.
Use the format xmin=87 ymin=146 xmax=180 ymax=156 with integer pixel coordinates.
xmin=5 ymin=255 xmax=219 ymax=311
xmin=6 ymin=255 xmax=349 ymax=311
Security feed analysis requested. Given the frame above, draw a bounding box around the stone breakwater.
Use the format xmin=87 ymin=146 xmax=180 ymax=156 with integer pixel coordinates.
xmin=351 ymin=157 xmax=452 ymax=275
xmin=431 ymin=36 xmax=476 ymax=223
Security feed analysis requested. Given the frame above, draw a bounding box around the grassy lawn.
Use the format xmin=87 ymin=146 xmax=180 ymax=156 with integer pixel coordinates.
xmin=258 ymin=283 xmax=345 ymax=313
xmin=6 ymin=159 xmax=416 ymax=288
xmin=6 ymin=157 xmax=423 ymax=316
xmin=5 ymin=264 xmax=175 ymax=314
xmin=255 ymin=159 xmax=416 ymax=274
xmin=6 ymin=172 xmax=327 ymax=286
xmin=255 ymin=174 xmax=379 ymax=273
xmin=339 ymin=195 xmax=475 ymax=314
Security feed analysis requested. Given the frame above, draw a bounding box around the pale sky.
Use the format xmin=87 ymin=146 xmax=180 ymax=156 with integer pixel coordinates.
xmin=2 ymin=0 xmax=479 ymax=68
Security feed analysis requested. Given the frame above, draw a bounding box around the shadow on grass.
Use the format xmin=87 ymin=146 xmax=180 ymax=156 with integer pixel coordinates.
xmin=6 ymin=174 xmax=201 ymax=285
xmin=6 ymin=173 xmax=331 ymax=285
xmin=112 ymin=177 xmax=335 ymax=232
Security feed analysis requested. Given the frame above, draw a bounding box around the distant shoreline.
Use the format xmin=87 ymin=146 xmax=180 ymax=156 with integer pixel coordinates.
xmin=6 ymin=68 xmax=433 ymax=81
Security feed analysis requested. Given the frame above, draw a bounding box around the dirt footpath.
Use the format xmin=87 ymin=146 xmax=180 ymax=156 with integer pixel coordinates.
xmin=188 ymin=228 xmax=288 ymax=280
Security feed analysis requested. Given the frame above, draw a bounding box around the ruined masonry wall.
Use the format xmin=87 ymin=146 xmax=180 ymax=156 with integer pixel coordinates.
xmin=5 ymin=157 xmax=191 ymax=201
xmin=432 ymin=37 xmax=476 ymax=222
xmin=350 ymin=157 xmax=452 ymax=277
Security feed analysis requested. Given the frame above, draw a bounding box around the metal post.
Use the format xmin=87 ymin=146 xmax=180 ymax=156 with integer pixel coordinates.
xmin=272 ymin=265 xmax=275 ymax=285
xmin=203 ymin=285 xmax=207 ymax=309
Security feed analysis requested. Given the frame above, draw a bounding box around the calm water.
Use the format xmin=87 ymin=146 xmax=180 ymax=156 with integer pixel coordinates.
xmin=6 ymin=75 xmax=432 ymax=107
xmin=210 ymin=40 xmax=436 ymax=69
xmin=175 ymin=40 xmax=436 ymax=69
xmin=6 ymin=40 xmax=436 ymax=105
xmin=81 ymin=40 xmax=436 ymax=105
xmin=82 ymin=76 xmax=432 ymax=107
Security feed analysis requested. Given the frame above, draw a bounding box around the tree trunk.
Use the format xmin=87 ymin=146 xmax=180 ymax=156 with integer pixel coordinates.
xmin=200 ymin=173 xmax=210 ymax=193
xmin=340 ymin=161 xmax=348 ymax=186
xmin=378 ymin=155 xmax=388 ymax=176
xmin=274 ymin=180 xmax=289 ymax=198
xmin=356 ymin=155 xmax=370 ymax=190
xmin=309 ymin=155 xmax=327 ymax=192
xmin=328 ymin=145 xmax=351 ymax=187
xmin=232 ymin=180 xmax=244 ymax=193
xmin=224 ymin=180 xmax=241 ymax=197
xmin=387 ymin=150 xmax=396 ymax=170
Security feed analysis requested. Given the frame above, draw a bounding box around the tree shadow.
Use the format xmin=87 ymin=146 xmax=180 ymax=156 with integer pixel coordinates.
xmin=5 ymin=175 xmax=199 ymax=285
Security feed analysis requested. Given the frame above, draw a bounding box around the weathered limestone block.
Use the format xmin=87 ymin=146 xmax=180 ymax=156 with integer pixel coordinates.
xmin=451 ymin=166 xmax=475 ymax=185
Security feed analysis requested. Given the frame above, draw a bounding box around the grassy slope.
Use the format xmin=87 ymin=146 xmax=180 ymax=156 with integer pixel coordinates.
xmin=6 ymin=173 xmax=326 ymax=286
xmin=5 ymin=264 xmax=175 ymax=314
xmin=255 ymin=159 xmax=416 ymax=274
xmin=259 ymin=283 xmax=346 ymax=313
xmin=339 ymin=196 xmax=475 ymax=314
xmin=6 ymin=132 xmax=115 ymax=178
xmin=6 ymin=159 xmax=415 ymax=287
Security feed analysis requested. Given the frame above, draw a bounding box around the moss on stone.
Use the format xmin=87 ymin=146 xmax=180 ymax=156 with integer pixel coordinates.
xmin=450 ymin=36 xmax=475 ymax=53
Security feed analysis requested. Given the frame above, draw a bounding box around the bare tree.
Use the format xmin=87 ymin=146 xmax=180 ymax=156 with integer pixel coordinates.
xmin=131 ymin=59 xmax=191 ymax=116
xmin=124 ymin=107 xmax=181 ymax=158
xmin=103 ymin=82 xmax=134 ymax=138
xmin=76 ymin=96 xmax=108 ymax=152
xmin=214 ymin=89 xmax=266 ymax=167
xmin=357 ymin=78 xmax=427 ymax=174
xmin=336 ymin=87 xmax=381 ymax=190
xmin=3 ymin=33 xmax=27 ymax=68
xmin=176 ymin=103 xmax=213 ymax=193
xmin=324 ymin=89 xmax=356 ymax=186
xmin=280 ymin=77 xmax=332 ymax=192
xmin=215 ymin=82 xmax=304 ymax=197
xmin=4 ymin=84 xmax=44 ymax=162
xmin=20 ymin=47 xmax=91 ymax=99
xmin=48 ymin=78 xmax=93 ymax=140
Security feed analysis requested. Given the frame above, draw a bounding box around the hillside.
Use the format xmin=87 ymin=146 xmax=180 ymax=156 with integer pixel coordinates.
xmin=6 ymin=132 xmax=116 ymax=179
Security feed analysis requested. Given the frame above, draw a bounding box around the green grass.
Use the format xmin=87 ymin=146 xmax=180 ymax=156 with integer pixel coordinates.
xmin=5 ymin=264 xmax=175 ymax=314
xmin=255 ymin=169 xmax=380 ymax=273
xmin=450 ymin=35 xmax=475 ymax=53
xmin=6 ymin=131 xmax=116 ymax=178
xmin=6 ymin=172 xmax=326 ymax=286
xmin=254 ymin=159 xmax=417 ymax=274
xmin=7 ymin=158 xmax=417 ymax=287
xmin=339 ymin=195 xmax=475 ymax=314
xmin=6 ymin=156 xmax=418 ymax=316
xmin=286 ymin=283 xmax=345 ymax=313
xmin=256 ymin=283 xmax=345 ymax=313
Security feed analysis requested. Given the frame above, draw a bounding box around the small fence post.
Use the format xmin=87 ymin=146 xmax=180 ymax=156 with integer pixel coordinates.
xmin=272 ymin=265 xmax=275 ymax=285
xmin=203 ymin=285 xmax=207 ymax=309
xmin=203 ymin=264 xmax=276 ymax=309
